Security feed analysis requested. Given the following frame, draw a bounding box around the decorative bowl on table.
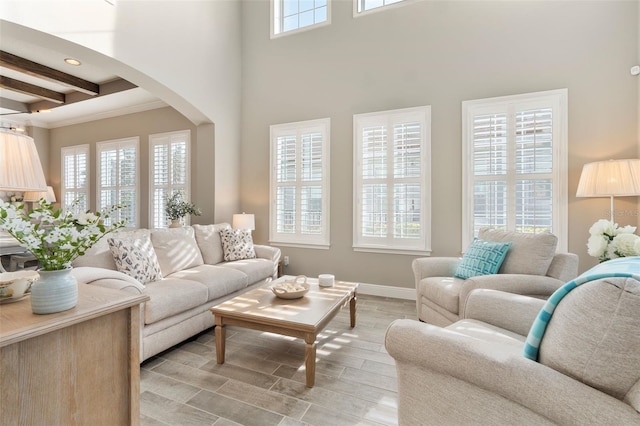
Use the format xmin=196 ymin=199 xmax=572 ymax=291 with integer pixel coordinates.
xmin=271 ymin=275 xmax=310 ymax=299
xmin=0 ymin=270 xmax=39 ymax=303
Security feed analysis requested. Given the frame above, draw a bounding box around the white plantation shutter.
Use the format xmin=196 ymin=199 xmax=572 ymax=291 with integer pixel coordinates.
xmin=354 ymin=106 xmax=431 ymax=254
xmin=149 ymin=131 xmax=191 ymax=228
xmin=61 ymin=144 xmax=89 ymax=214
xmin=462 ymin=89 xmax=568 ymax=251
xmin=96 ymin=138 xmax=139 ymax=227
xmin=270 ymin=118 xmax=330 ymax=247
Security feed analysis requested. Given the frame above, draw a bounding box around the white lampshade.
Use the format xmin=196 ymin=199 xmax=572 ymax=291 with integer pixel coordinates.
xmin=0 ymin=129 xmax=47 ymax=191
xmin=23 ymin=186 xmax=56 ymax=203
xmin=576 ymin=159 xmax=640 ymax=197
xmin=576 ymin=159 xmax=640 ymax=221
xmin=232 ymin=213 xmax=255 ymax=230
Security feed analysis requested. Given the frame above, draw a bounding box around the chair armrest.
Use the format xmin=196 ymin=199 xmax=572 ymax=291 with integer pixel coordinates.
xmin=71 ymin=266 xmax=145 ymax=294
xmin=547 ymin=252 xmax=579 ymax=282
xmin=463 ymin=289 xmax=545 ymax=336
xmin=385 ymin=319 xmax=640 ymax=425
xmin=459 ymin=274 xmax=563 ymax=317
xmin=412 ymin=257 xmax=460 ymax=283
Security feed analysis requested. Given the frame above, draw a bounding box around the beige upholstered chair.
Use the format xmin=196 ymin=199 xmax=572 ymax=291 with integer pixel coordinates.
xmin=413 ymin=228 xmax=578 ymax=326
xmin=386 ymin=272 xmax=640 ymax=425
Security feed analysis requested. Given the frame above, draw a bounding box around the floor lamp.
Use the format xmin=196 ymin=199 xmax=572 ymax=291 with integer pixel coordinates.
xmin=576 ymin=159 xmax=640 ymax=222
xmin=0 ymin=128 xmax=48 ymax=272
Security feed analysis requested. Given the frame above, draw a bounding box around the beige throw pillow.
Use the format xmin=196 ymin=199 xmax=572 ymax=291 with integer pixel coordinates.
xmin=193 ymin=223 xmax=231 ymax=265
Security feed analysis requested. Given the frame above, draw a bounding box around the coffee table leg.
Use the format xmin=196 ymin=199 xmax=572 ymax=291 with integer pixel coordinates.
xmin=304 ymin=334 xmax=316 ymax=388
xmin=215 ymin=317 xmax=226 ymax=364
xmin=350 ymin=293 xmax=357 ymax=328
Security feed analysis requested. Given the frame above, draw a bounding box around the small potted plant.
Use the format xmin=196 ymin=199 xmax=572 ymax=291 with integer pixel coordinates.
xmin=165 ymin=192 xmax=201 ymax=228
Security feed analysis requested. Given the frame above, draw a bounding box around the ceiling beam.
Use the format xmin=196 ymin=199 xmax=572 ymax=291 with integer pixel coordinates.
xmin=0 ymin=75 xmax=65 ymax=104
xmin=0 ymin=50 xmax=99 ymax=96
xmin=28 ymin=78 xmax=138 ymax=112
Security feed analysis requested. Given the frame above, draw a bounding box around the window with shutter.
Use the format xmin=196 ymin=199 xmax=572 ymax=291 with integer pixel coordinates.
xmin=271 ymin=0 xmax=330 ymax=38
xmin=353 ymin=106 xmax=431 ymax=255
xmin=462 ymin=89 xmax=568 ymax=251
xmin=61 ymin=144 xmax=89 ymax=214
xmin=96 ymin=137 xmax=139 ymax=227
xmin=270 ymin=118 xmax=330 ymax=248
xmin=149 ymin=130 xmax=191 ymax=228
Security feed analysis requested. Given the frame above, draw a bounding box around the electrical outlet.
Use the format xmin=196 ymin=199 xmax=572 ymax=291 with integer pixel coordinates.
xmin=283 ymin=256 xmax=290 ymax=266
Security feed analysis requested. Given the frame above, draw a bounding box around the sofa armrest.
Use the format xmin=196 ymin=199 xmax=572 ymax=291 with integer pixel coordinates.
xmin=459 ymin=274 xmax=563 ymax=317
xmin=71 ymin=266 xmax=145 ymax=294
xmin=547 ymin=252 xmax=579 ymax=282
xmin=463 ymin=289 xmax=545 ymax=336
xmin=254 ymin=245 xmax=281 ymax=279
xmin=385 ymin=319 xmax=640 ymax=425
xmin=412 ymin=257 xmax=460 ymax=284
xmin=254 ymin=245 xmax=281 ymax=263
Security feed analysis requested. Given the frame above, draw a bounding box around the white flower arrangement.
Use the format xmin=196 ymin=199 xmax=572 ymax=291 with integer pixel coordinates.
xmin=587 ymin=219 xmax=640 ymax=263
xmin=0 ymin=200 xmax=125 ymax=271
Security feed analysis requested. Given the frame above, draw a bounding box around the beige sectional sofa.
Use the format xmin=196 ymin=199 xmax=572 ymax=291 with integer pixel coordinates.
xmin=71 ymin=223 xmax=280 ymax=361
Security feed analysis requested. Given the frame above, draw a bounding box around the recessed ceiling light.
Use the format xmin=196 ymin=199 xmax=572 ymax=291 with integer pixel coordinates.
xmin=64 ymin=58 xmax=81 ymax=66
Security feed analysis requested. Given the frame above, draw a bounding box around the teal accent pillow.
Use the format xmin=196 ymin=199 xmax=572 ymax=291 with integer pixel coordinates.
xmin=454 ymin=239 xmax=512 ymax=279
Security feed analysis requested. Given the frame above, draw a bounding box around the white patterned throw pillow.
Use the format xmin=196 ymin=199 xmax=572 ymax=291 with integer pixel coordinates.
xmin=108 ymin=235 xmax=163 ymax=284
xmin=220 ymin=228 xmax=256 ymax=261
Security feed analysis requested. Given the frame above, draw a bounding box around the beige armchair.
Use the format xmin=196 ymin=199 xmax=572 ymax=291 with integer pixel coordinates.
xmin=386 ymin=274 xmax=640 ymax=425
xmin=413 ymin=228 xmax=578 ymax=326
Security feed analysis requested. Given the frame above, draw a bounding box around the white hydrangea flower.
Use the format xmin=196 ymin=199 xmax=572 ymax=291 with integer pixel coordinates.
xmin=612 ymin=233 xmax=640 ymax=257
xmin=617 ymin=225 xmax=637 ymax=235
xmin=587 ymin=235 xmax=608 ymax=257
xmin=588 ymin=219 xmax=616 ymax=237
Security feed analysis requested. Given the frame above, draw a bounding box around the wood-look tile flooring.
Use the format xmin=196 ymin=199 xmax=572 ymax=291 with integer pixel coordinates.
xmin=140 ymin=295 xmax=416 ymax=426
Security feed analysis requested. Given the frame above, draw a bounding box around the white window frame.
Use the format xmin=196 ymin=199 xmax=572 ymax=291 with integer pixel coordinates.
xmin=61 ymin=144 xmax=90 ymax=214
xmin=353 ymin=0 xmax=413 ymax=17
xmin=269 ymin=118 xmax=330 ymax=248
xmin=271 ymin=0 xmax=331 ymax=39
xmin=96 ymin=137 xmax=140 ymax=228
xmin=461 ymin=89 xmax=568 ymax=252
xmin=149 ymin=130 xmax=191 ymax=229
xmin=353 ymin=106 xmax=431 ymax=255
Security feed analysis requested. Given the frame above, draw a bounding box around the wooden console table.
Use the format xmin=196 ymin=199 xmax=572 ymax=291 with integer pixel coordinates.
xmin=0 ymin=284 xmax=149 ymax=425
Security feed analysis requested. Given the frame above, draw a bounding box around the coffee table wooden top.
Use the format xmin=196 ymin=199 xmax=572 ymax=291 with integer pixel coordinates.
xmin=210 ymin=278 xmax=358 ymax=333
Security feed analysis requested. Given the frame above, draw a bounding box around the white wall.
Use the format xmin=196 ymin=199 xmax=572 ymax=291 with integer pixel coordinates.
xmin=241 ymin=0 xmax=639 ymax=285
xmin=0 ymin=0 xmax=242 ymax=223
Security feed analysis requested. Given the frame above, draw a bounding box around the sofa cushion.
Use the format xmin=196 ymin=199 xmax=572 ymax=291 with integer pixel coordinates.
xmin=151 ymin=227 xmax=204 ymax=276
xmin=193 ymin=223 xmax=231 ymax=265
xmin=143 ymin=277 xmax=209 ymax=324
xmin=539 ymin=277 xmax=640 ymax=400
xmin=220 ymin=228 xmax=256 ymax=261
xmin=418 ymin=276 xmax=465 ymax=314
xmin=454 ymin=239 xmax=511 ymax=279
xmin=72 ymin=228 xmax=150 ymax=270
xmin=478 ymin=228 xmax=557 ymax=276
xmin=167 ymin=264 xmax=248 ymax=301
xmin=107 ymin=234 xmax=163 ymax=284
xmin=217 ymin=258 xmax=275 ymax=284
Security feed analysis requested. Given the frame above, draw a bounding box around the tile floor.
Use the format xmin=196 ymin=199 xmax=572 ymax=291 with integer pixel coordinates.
xmin=140 ymin=295 xmax=417 ymax=426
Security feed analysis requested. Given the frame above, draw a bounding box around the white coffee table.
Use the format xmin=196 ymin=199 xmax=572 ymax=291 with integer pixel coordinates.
xmin=210 ymin=276 xmax=358 ymax=388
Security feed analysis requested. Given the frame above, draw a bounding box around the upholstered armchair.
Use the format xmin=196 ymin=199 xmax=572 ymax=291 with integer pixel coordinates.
xmin=386 ymin=258 xmax=640 ymax=425
xmin=413 ymin=228 xmax=578 ymax=326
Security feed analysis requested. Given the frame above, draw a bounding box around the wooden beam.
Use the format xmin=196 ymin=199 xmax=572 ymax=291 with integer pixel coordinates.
xmin=0 ymin=51 xmax=99 ymax=96
xmin=28 ymin=78 xmax=138 ymax=112
xmin=0 ymin=76 xmax=65 ymax=104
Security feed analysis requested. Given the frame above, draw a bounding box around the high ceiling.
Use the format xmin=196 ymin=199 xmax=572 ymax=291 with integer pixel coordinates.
xmin=0 ymin=31 xmax=166 ymax=129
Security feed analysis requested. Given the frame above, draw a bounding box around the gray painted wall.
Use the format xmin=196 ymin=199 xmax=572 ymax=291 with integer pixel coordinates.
xmin=241 ymin=0 xmax=639 ymax=285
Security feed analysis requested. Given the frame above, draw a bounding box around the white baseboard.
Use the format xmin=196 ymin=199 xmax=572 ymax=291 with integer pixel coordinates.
xmin=357 ymin=282 xmax=416 ymax=301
